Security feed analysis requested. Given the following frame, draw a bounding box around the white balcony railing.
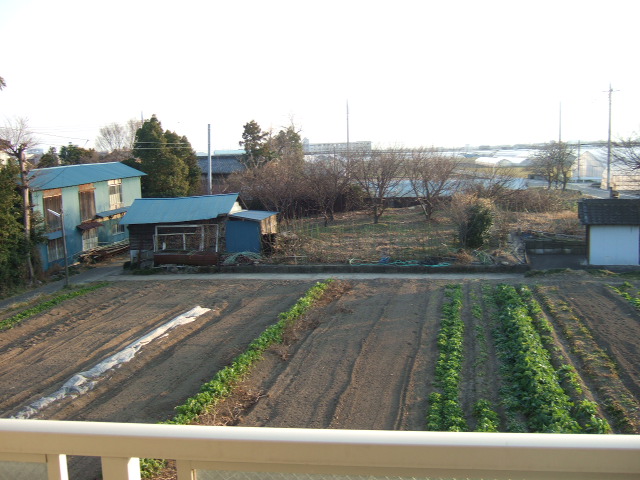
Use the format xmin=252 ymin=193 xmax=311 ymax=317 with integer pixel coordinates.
xmin=0 ymin=419 xmax=639 ymax=480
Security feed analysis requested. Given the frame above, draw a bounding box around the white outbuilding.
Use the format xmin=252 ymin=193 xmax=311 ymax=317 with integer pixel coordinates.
xmin=578 ymin=199 xmax=640 ymax=266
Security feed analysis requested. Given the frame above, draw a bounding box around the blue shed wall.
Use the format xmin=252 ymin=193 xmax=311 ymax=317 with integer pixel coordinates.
xmin=226 ymin=221 xmax=261 ymax=253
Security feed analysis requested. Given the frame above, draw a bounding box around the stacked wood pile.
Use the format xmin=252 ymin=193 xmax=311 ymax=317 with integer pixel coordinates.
xmin=79 ymin=240 xmax=129 ymax=264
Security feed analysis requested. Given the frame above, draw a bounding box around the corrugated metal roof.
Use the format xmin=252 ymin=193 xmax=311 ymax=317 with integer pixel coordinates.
xmin=120 ymin=193 xmax=239 ymax=225
xmin=76 ymin=221 xmax=103 ymax=231
xmin=578 ymin=199 xmax=640 ymax=225
xmin=28 ymin=162 xmax=145 ymax=191
xmin=230 ymin=210 xmax=278 ymax=222
xmin=96 ymin=207 xmax=128 ymax=218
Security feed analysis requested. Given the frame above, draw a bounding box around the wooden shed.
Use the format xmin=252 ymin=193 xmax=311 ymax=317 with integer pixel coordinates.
xmin=120 ymin=194 xmax=241 ymax=267
xmin=226 ymin=211 xmax=278 ymax=253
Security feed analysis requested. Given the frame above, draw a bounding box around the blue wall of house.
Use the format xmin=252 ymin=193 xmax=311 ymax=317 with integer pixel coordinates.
xmin=33 ymin=176 xmax=142 ymax=270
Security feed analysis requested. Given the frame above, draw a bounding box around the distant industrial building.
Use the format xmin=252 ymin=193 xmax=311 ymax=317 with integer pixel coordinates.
xmin=302 ymin=138 xmax=371 ymax=155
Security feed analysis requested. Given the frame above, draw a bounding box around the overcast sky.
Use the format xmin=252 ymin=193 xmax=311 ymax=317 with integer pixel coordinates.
xmin=2 ymin=0 xmax=639 ymax=153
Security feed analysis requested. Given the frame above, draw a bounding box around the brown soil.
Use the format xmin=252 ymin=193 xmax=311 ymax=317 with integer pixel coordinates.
xmin=232 ymin=279 xmax=447 ymax=430
xmin=199 ymin=276 xmax=640 ymax=434
xmin=1 ymin=274 xmax=639 ymax=480
xmin=0 ymin=279 xmax=316 ymax=479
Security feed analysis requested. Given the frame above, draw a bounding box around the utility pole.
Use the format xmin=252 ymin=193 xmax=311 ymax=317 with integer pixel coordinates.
xmin=558 ymin=101 xmax=562 ymax=143
xmin=207 ymin=124 xmax=212 ymax=195
xmin=577 ymin=140 xmax=581 ymax=183
xmin=19 ymin=150 xmax=34 ymax=283
xmin=605 ymin=84 xmax=617 ymax=197
xmin=346 ymin=100 xmax=350 ymax=157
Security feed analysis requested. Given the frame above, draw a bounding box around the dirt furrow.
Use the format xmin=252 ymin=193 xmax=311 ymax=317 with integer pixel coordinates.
xmin=238 ymin=279 xmax=448 ymax=430
xmin=554 ymin=282 xmax=640 ymax=402
xmin=239 ymin=281 xmax=394 ymax=428
xmin=327 ymin=280 xmax=429 ymax=430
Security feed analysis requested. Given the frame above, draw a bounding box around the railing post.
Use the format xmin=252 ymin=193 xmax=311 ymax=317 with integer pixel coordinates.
xmin=46 ymin=454 xmax=68 ymax=480
xmin=176 ymin=460 xmax=195 ymax=480
xmin=101 ymin=457 xmax=141 ymax=480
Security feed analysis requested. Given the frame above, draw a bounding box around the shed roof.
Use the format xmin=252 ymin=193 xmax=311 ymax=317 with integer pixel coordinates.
xmin=578 ymin=199 xmax=640 ymax=225
xmin=229 ymin=210 xmax=278 ymax=222
xmin=28 ymin=162 xmax=145 ymax=191
xmin=120 ymin=193 xmax=239 ymax=225
xmin=197 ymin=155 xmax=245 ymax=175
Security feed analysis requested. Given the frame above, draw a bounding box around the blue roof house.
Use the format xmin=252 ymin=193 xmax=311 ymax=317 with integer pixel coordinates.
xmin=197 ymin=150 xmax=245 ymax=193
xmin=120 ymin=193 xmax=278 ymax=267
xmin=28 ymin=162 xmax=145 ymax=270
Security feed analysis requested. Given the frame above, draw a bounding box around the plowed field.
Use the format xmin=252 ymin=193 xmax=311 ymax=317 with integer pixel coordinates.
xmin=1 ymin=274 xmax=639 ymax=480
xmin=226 ymin=277 xmax=640 ymax=433
xmin=0 ymin=280 xmax=316 ymax=422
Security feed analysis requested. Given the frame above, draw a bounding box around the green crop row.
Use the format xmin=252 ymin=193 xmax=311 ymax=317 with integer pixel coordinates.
xmin=609 ymin=281 xmax=640 ymax=310
xmin=141 ymin=279 xmax=334 ymax=477
xmin=492 ymin=284 xmax=581 ymax=433
xmin=473 ymin=399 xmax=500 ymax=432
xmin=0 ymin=282 xmax=109 ymax=332
xmin=517 ymin=286 xmax=610 ymax=433
xmin=426 ymin=284 xmax=467 ymax=432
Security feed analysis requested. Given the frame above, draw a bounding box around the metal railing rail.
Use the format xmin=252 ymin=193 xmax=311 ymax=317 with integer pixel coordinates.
xmin=1 ymin=419 xmax=639 ymax=480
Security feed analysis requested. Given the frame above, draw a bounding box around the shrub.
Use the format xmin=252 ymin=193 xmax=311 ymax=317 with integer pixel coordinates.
xmin=459 ymin=201 xmax=494 ymax=249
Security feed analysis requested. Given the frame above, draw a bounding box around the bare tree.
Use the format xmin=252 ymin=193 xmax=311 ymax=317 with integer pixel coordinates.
xmin=461 ymin=162 xmax=520 ymax=203
xmin=612 ymin=136 xmax=640 ymax=172
xmin=530 ymin=141 xmax=574 ymax=190
xmin=0 ymin=76 xmax=6 ymax=90
xmin=302 ymin=154 xmax=352 ymax=227
xmin=406 ymin=148 xmax=463 ymax=221
xmin=95 ymin=118 xmax=142 ymax=161
xmin=0 ymin=117 xmax=39 ymax=281
xmin=227 ymin=152 xmax=305 ymax=221
xmin=351 ymin=148 xmax=404 ymax=224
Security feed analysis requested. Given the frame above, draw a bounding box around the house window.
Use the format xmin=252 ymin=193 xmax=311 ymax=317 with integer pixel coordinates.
xmin=111 ymin=222 xmax=125 ymax=236
xmin=108 ymin=179 xmax=124 ymax=209
xmin=47 ymin=237 xmax=64 ymax=261
xmin=43 ymin=189 xmax=63 ymax=232
xmin=82 ymin=228 xmax=99 ymax=251
xmin=78 ymin=183 xmax=96 ymax=222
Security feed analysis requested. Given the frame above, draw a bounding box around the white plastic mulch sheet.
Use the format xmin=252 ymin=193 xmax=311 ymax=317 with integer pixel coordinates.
xmin=13 ymin=306 xmax=211 ymax=419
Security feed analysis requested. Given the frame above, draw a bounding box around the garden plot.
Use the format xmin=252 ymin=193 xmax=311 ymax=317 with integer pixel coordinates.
xmin=0 ymin=279 xmax=316 ymax=422
xmin=1 ymin=274 xmax=639 ymax=480
xmin=214 ymin=276 xmax=640 ymax=434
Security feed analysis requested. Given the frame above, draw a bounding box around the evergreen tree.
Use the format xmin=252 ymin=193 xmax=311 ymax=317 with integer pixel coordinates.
xmin=59 ymin=144 xmax=97 ymax=165
xmin=37 ymin=147 xmax=60 ymax=168
xmin=164 ymin=130 xmax=200 ymax=195
xmin=130 ymin=115 xmax=201 ymax=197
xmin=239 ymin=120 xmax=273 ymax=168
xmin=0 ymin=161 xmax=31 ymax=294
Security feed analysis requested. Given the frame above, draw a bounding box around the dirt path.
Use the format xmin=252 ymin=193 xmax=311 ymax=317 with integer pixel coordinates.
xmin=237 ymin=279 xmax=448 ymax=430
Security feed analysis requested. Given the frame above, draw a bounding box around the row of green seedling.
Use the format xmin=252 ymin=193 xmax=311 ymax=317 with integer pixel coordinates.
xmin=491 ymin=284 xmax=581 ymax=433
xmin=609 ymin=281 xmax=640 ymax=310
xmin=469 ymin=289 xmax=499 ymax=433
xmin=426 ymin=285 xmax=467 ymax=431
xmin=517 ymin=286 xmax=610 ymax=433
xmin=0 ymin=282 xmax=109 ymax=332
xmin=141 ymin=279 xmax=333 ymax=477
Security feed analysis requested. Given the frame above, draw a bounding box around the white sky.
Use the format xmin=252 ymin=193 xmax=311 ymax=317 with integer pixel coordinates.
xmin=2 ymin=0 xmax=639 ymax=153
